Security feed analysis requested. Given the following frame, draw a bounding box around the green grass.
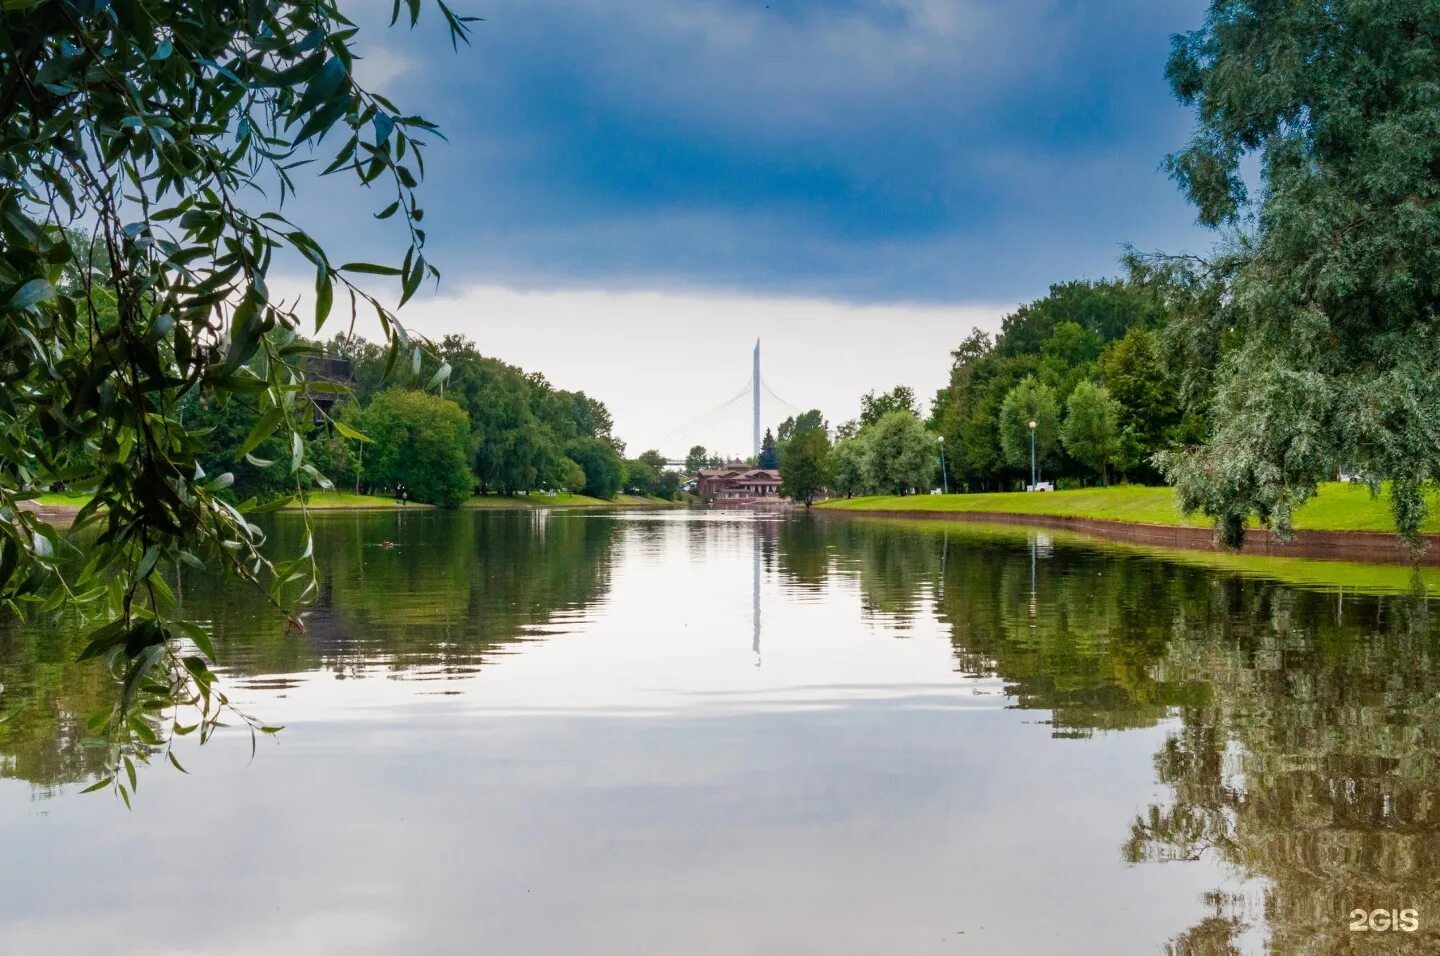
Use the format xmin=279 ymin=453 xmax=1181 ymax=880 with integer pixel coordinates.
xmin=464 ymin=492 xmax=682 ymax=509
xmin=28 ymin=489 xmax=680 ymax=512
xmin=817 ymin=483 xmax=1440 ymax=535
xmin=34 ymin=491 xmax=92 ymax=507
xmin=294 ymin=491 xmax=433 ymax=509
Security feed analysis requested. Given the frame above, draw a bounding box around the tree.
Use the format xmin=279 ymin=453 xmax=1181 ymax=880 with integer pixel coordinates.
xmin=0 ymin=0 xmax=472 ymax=791
xmin=780 ymin=428 xmax=833 ymax=507
xmin=559 ymin=457 xmax=588 ymax=494
xmin=831 ymin=436 xmax=869 ymax=498
xmin=860 ymin=386 xmax=918 ymax=428
xmin=758 ymin=428 xmax=780 ymax=469
xmin=565 ymin=437 xmax=623 ymax=499
xmin=1061 ymin=382 xmax=1122 ymax=485
xmin=1155 ymin=0 xmax=1440 ymax=544
xmin=862 ymin=410 xmax=936 ymax=495
xmin=996 ymin=280 xmax=1161 ymax=358
xmin=357 ymin=391 xmax=474 ymax=507
xmin=624 ymin=449 xmax=671 ymax=498
xmin=999 ymin=377 xmax=1060 ymax=482
xmin=685 ymin=445 xmax=709 ymax=474
xmin=777 ymin=409 xmax=826 ymax=445
xmin=1096 ymin=327 xmax=1181 ymax=481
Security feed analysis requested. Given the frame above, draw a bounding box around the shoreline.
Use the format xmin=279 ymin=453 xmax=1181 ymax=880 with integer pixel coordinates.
xmin=20 ymin=494 xmax=685 ymax=522
xmin=812 ymin=505 xmax=1438 ymax=565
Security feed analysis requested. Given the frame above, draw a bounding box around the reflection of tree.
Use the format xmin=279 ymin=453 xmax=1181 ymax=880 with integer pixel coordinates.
xmin=1128 ymin=588 xmax=1440 ymax=954
xmin=0 ymin=617 xmax=117 ymax=796
xmin=781 ymin=519 xmax=1440 ymax=951
xmin=0 ymin=510 xmax=617 ymax=793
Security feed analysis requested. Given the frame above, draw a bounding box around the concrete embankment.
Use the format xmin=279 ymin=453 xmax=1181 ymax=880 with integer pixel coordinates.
xmin=815 ymin=507 xmax=1439 ymax=565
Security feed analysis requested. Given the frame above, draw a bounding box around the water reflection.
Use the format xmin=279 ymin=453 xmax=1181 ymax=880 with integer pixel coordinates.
xmin=2 ymin=510 xmax=1438 ymax=952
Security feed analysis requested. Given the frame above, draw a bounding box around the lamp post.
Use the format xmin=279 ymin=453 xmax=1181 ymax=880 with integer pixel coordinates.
xmin=1028 ymin=420 xmax=1037 ymax=491
xmin=937 ymin=435 xmax=949 ymax=495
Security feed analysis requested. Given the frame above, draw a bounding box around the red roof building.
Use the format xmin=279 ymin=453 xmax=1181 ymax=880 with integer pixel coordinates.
xmin=695 ymin=463 xmax=783 ymax=503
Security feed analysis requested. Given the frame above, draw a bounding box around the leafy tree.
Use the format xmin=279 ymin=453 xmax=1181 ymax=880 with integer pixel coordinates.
xmin=559 ymin=457 xmax=588 ymax=494
xmin=0 ymin=0 xmax=472 ymax=792
xmin=1042 ymin=321 xmax=1103 ymax=368
xmin=780 ymin=427 xmax=833 ymax=507
xmin=623 ymin=449 xmax=672 ymax=498
xmin=565 ymin=437 xmax=623 ymax=499
xmin=1155 ymin=0 xmax=1440 ymax=543
xmin=996 ymin=280 xmax=1161 ymax=358
xmin=1096 ymin=327 xmax=1181 ymax=480
xmin=685 ymin=445 xmax=709 ymax=474
xmin=862 ymin=410 xmax=935 ymax=495
xmin=777 ymin=409 xmax=827 ymax=445
xmin=998 ymin=377 xmax=1060 ymax=482
xmin=758 ymin=428 xmax=780 ymax=469
xmin=831 ymin=436 xmax=869 ymax=498
xmin=860 ymin=385 xmax=918 ymax=427
xmin=1061 ymin=382 xmax=1122 ymax=485
xmin=357 ymin=391 xmax=473 ymax=507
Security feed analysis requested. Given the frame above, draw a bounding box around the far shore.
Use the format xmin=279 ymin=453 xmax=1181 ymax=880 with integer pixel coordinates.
xmin=22 ymin=490 xmax=685 ymax=521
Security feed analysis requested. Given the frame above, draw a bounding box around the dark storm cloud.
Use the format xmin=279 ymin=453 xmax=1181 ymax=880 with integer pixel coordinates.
xmin=308 ymin=0 xmax=1211 ymax=303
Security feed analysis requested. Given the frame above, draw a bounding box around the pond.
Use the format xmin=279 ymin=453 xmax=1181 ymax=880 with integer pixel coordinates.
xmin=2 ymin=509 xmax=1438 ymax=953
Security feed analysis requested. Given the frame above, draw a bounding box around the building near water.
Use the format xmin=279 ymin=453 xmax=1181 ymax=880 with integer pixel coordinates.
xmin=696 ymin=462 xmax=782 ymax=503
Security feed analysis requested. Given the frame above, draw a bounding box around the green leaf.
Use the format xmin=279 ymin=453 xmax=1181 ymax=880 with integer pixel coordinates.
xmin=333 ymin=419 xmax=371 ymax=443
xmin=137 ymin=545 xmax=161 ymax=581
xmin=238 ymin=407 xmax=285 ymax=458
xmin=339 ymin=262 xmax=402 ymax=276
xmin=79 ymin=778 xmax=113 ymax=795
xmin=7 ymin=278 xmax=55 ymax=310
xmin=315 ymin=270 xmax=334 ymax=329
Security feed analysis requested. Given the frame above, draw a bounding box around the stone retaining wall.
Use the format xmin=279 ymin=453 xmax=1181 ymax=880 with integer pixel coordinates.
xmin=815 ymin=507 xmax=1438 ymax=565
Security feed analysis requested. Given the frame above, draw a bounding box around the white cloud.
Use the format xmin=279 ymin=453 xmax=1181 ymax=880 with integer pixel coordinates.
xmin=351 ymin=45 xmax=415 ymax=89
xmin=278 ymin=278 xmax=1008 ymax=457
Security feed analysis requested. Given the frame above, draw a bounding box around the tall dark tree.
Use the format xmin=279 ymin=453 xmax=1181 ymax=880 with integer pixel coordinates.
xmin=1155 ymin=0 xmax=1440 ymax=544
xmin=758 ymin=429 xmax=780 ymax=469
xmin=780 ymin=428 xmax=833 ymax=507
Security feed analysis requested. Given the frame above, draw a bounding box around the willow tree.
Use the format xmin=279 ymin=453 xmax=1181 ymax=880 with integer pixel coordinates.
xmin=1154 ymin=0 xmax=1440 ymax=545
xmin=0 ymin=0 xmax=471 ymax=800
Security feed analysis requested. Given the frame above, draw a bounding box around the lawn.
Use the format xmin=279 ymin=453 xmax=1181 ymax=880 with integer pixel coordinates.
xmin=34 ymin=491 xmax=93 ymax=507
xmin=817 ymin=483 xmax=1440 ymax=535
xmin=293 ymin=491 xmax=432 ymax=509
xmin=465 ymin=492 xmax=681 ymax=509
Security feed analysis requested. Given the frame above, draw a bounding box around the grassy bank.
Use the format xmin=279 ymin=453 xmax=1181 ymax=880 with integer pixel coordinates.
xmin=462 ymin=492 xmax=681 ymax=510
xmin=817 ymin=483 xmax=1440 ymax=535
xmin=29 ymin=490 xmax=683 ymax=513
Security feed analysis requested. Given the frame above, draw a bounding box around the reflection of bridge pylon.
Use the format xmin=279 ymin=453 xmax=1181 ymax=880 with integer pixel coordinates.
xmin=753 ymin=530 xmax=762 ymax=668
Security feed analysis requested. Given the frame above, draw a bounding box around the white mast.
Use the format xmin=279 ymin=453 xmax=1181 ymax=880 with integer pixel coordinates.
xmin=753 ymin=338 xmax=761 ymax=460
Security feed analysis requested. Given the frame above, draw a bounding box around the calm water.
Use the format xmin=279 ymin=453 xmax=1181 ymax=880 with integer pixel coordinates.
xmin=2 ymin=509 xmax=1439 ymax=954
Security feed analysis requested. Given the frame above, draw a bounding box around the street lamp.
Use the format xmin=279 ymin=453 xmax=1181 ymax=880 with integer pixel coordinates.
xmin=937 ymin=435 xmax=949 ymax=495
xmin=1028 ymin=420 xmax=1037 ymax=491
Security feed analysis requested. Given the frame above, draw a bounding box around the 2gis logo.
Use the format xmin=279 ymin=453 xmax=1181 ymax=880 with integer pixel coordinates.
xmin=1349 ymin=908 xmax=1419 ymax=933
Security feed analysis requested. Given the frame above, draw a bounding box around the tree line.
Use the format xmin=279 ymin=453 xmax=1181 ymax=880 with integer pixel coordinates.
xmin=760 ymin=277 xmax=1205 ymax=504
xmin=186 ymin=333 xmax=680 ymax=507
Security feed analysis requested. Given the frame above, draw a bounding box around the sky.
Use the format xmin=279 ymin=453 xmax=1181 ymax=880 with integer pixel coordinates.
xmin=281 ymin=0 xmax=1214 ymax=456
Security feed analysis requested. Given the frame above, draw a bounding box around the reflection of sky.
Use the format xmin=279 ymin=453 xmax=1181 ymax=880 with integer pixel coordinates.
xmin=0 ymin=512 xmax=1256 ymax=954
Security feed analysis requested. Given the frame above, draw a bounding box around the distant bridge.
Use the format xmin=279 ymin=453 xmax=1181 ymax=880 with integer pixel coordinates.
xmin=658 ymin=339 xmax=803 ymax=462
